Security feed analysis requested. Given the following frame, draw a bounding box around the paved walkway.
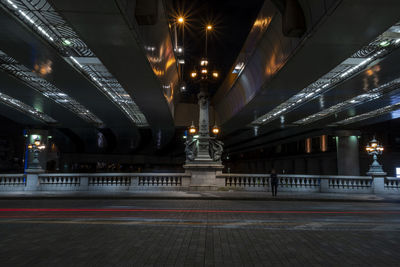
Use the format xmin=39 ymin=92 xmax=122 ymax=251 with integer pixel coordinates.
xmin=0 ymin=199 xmax=400 ymax=266
xmin=1 ymin=190 xmax=400 ymax=202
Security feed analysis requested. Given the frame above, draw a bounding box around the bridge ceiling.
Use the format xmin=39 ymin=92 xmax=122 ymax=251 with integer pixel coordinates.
xmin=217 ymin=0 xmax=400 ymax=153
xmin=0 ymin=0 xmax=178 ymax=152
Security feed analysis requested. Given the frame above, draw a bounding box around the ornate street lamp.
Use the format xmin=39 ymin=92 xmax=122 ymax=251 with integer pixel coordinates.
xmin=366 ymin=136 xmax=385 ymax=174
xmin=212 ymin=125 xmax=220 ymax=135
xmin=189 ymin=121 xmax=197 ymax=135
xmin=27 ymin=137 xmax=46 ymax=170
xmin=184 ymin=24 xmax=223 ymax=164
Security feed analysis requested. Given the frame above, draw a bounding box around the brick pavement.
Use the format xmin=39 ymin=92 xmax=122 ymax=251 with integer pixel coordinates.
xmin=0 ymin=199 xmax=399 ymax=266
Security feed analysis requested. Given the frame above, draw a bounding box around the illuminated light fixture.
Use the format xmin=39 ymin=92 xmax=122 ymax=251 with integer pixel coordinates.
xmin=232 ymin=62 xmax=244 ymax=74
xmin=34 ymin=138 xmax=41 ymax=147
xmin=189 ymin=121 xmax=197 ymax=134
xmin=27 ymin=137 xmax=46 ymax=170
xmin=0 ymin=50 xmax=103 ymax=126
xmin=191 ymin=71 xmax=197 ymax=78
xmin=1 ymin=0 xmax=148 ymax=127
xmin=201 ymin=68 xmax=208 ymax=74
xmin=0 ymin=92 xmax=57 ymax=123
xmin=62 ymin=39 xmax=71 ymax=46
xmin=380 ymin=40 xmax=390 ymax=47
xmin=330 ymin=101 xmax=400 ymax=126
xmin=179 ymin=81 xmax=187 ymax=92
xmin=178 ymin=59 xmax=185 ymax=64
xmin=145 ymin=46 xmax=156 ymax=52
xmin=252 ymin=20 xmax=400 ymax=126
xmin=200 ymin=59 xmax=209 ymax=66
xmin=294 ymin=78 xmax=400 ymax=125
xmin=175 ymin=46 xmax=183 ymax=54
xmin=212 ymin=72 xmax=219 ymax=78
xmin=207 ymin=25 xmax=212 ymax=30
xmin=177 ymin=16 xmax=184 ymax=24
xmin=212 ymin=125 xmax=220 ymax=135
xmin=365 ymin=136 xmax=385 ymax=174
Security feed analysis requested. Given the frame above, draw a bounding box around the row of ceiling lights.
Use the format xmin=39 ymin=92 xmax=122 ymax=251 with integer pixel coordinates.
xmin=1 ymin=0 xmax=149 ymax=127
xmin=251 ymin=21 xmax=400 ymax=127
xmin=0 ymin=50 xmax=104 ymax=126
xmin=0 ymin=92 xmax=57 ymax=123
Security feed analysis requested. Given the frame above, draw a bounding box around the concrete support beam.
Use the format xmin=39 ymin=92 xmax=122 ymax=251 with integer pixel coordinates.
xmin=335 ymin=131 xmax=360 ymax=176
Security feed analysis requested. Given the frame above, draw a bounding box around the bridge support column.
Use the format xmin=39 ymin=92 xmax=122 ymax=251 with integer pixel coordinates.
xmin=335 ymin=131 xmax=360 ymax=176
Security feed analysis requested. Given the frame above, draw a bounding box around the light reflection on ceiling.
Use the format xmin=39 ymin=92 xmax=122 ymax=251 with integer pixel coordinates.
xmin=252 ymin=21 xmax=400 ymax=126
xmin=0 ymin=50 xmax=104 ymax=126
xmin=0 ymin=91 xmax=57 ymax=123
xmin=1 ymin=0 xmax=149 ymax=127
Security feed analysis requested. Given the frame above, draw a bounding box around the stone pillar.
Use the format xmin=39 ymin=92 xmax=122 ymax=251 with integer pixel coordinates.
xmin=25 ymin=172 xmax=40 ymax=191
xmin=320 ymin=178 xmax=329 ymax=193
xmin=335 ymin=131 xmax=360 ymax=176
xmin=195 ymin=87 xmax=212 ymax=162
xmin=372 ymin=175 xmax=386 ymax=194
xmin=79 ymin=177 xmax=89 ymax=191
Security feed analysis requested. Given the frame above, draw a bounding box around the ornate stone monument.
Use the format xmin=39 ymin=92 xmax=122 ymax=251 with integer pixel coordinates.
xmin=183 ymin=86 xmax=224 ymax=189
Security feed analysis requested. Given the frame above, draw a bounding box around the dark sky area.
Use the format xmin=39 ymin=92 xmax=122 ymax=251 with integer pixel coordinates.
xmin=166 ymin=0 xmax=265 ymax=100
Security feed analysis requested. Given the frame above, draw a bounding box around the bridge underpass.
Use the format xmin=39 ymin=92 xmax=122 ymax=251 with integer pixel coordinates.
xmin=0 ymin=1 xmax=400 ymax=265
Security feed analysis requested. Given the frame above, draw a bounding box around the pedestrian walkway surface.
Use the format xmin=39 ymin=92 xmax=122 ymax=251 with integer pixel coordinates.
xmin=1 ymin=190 xmax=400 ymax=202
xmin=0 ymin=198 xmax=400 ymax=266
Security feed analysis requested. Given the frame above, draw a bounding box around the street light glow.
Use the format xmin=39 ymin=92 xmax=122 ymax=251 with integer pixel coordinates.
xmin=178 ymin=16 xmax=184 ymax=24
xmin=212 ymin=72 xmax=219 ymax=78
xmin=191 ymin=72 xmax=197 ymax=78
xmin=207 ymin=25 xmax=212 ymax=30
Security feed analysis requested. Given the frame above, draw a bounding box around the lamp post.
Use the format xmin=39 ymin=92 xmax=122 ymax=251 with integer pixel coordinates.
xmin=27 ymin=138 xmax=46 ymax=170
xmin=366 ymin=137 xmax=385 ymax=175
xmin=184 ymin=24 xmax=223 ymax=164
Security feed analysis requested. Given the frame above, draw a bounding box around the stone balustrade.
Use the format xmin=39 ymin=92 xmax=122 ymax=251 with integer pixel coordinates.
xmin=385 ymin=177 xmax=400 ymax=191
xmin=218 ymin=174 xmax=378 ymax=193
xmin=0 ymin=174 xmax=26 ymax=191
xmin=0 ymin=172 xmax=398 ymax=194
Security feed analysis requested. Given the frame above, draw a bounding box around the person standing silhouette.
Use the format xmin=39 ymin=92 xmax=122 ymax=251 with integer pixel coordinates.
xmin=270 ymin=168 xmax=278 ymax=197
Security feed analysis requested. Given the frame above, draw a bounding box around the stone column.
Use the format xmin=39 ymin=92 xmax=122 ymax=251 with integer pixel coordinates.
xmin=25 ymin=171 xmax=41 ymax=191
xmin=194 ymin=86 xmax=212 ymax=162
xmin=335 ymin=130 xmax=360 ymax=176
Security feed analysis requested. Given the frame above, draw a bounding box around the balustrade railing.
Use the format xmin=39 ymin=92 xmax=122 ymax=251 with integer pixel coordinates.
xmin=0 ymin=172 xmax=398 ymax=194
xmin=0 ymin=174 xmax=25 ymax=187
xmin=224 ymin=174 xmax=269 ymax=187
xmin=328 ymin=176 xmax=372 ymax=189
xmin=136 ymin=173 xmax=190 ymax=187
xmin=89 ymin=175 xmax=131 ymax=186
xmin=220 ymin=174 xmax=320 ymax=191
xmin=39 ymin=175 xmax=80 ymax=186
xmin=385 ymin=177 xmax=400 ymax=190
